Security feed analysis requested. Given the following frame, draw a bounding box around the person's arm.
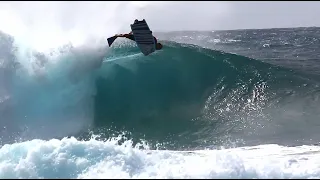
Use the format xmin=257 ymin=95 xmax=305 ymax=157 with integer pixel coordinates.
xmin=124 ymin=34 xmax=135 ymax=41
xmin=108 ymin=32 xmax=135 ymax=47
xmin=114 ymin=34 xmax=125 ymax=37
xmin=115 ymin=33 xmax=135 ymax=41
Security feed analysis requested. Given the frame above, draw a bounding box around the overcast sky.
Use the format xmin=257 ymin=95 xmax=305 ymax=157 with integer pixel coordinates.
xmin=0 ymin=1 xmax=319 ymax=50
xmin=139 ymin=1 xmax=320 ymax=31
xmin=1 ymin=1 xmax=319 ymax=32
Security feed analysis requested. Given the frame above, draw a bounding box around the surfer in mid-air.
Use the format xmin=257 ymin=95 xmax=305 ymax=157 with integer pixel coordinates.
xmin=107 ymin=19 xmax=162 ymax=56
xmin=114 ymin=32 xmax=163 ymax=50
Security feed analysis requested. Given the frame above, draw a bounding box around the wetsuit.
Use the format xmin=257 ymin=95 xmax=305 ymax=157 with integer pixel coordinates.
xmin=126 ymin=34 xmax=158 ymax=44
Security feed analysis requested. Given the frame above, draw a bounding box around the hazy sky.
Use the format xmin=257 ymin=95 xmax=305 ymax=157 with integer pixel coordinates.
xmin=0 ymin=1 xmax=319 ymax=50
xmin=1 ymin=1 xmax=319 ymax=32
xmin=139 ymin=1 xmax=320 ymax=31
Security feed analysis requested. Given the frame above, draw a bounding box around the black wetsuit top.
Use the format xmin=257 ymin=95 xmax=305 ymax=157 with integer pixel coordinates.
xmin=127 ymin=34 xmax=158 ymax=44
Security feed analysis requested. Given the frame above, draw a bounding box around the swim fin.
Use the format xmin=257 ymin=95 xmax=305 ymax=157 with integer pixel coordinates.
xmin=107 ymin=36 xmax=118 ymax=47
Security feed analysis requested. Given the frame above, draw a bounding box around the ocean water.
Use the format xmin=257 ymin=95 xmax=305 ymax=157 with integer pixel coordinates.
xmin=1 ymin=27 xmax=320 ymax=178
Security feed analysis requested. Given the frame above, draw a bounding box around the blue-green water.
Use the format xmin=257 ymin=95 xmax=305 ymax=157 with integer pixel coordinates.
xmin=1 ymin=27 xmax=320 ymax=178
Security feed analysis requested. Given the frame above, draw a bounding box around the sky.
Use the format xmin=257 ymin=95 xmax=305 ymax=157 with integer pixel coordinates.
xmin=139 ymin=1 xmax=320 ymax=31
xmin=1 ymin=1 xmax=319 ymax=31
xmin=0 ymin=1 xmax=319 ymax=50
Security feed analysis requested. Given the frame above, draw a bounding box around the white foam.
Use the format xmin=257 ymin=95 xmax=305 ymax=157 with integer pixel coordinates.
xmin=0 ymin=2 xmax=151 ymax=52
xmin=0 ymin=44 xmax=110 ymax=141
xmin=0 ymin=137 xmax=320 ymax=179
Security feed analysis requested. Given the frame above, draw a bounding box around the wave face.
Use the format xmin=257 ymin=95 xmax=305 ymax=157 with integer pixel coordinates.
xmin=1 ymin=27 xmax=320 ymax=178
xmin=94 ymin=40 xmax=320 ymax=149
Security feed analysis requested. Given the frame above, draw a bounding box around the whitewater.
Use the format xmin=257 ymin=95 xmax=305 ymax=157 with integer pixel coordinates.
xmin=1 ymin=1 xmax=320 ymax=179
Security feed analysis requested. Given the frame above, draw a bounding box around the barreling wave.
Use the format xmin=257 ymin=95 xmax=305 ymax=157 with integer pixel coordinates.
xmin=93 ymin=40 xmax=320 ymax=149
xmin=1 ymin=31 xmax=320 ymax=149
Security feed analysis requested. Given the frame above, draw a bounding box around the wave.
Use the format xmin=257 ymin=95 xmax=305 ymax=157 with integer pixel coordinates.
xmin=94 ymin=41 xmax=320 ymax=148
xmin=1 ymin=32 xmax=320 ymax=149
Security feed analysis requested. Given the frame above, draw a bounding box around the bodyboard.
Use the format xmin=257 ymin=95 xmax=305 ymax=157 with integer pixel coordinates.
xmin=130 ymin=19 xmax=156 ymax=56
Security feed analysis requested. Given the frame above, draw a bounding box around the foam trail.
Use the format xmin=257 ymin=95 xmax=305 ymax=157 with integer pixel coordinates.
xmin=0 ymin=137 xmax=320 ymax=178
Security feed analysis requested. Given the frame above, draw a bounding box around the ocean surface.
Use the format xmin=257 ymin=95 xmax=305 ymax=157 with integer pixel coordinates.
xmin=1 ymin=27 xmax=320 ymax=178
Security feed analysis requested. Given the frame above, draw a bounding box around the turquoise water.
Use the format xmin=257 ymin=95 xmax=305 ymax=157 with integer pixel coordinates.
xmin=1 ymin=27 xmax=320 ymax=178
